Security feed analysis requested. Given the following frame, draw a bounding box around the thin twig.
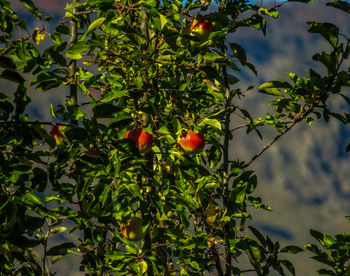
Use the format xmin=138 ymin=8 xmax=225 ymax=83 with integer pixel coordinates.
xmin=244 ymin=113 xmax=307 ymax=168
xmin=0 ymin=121 xmax=72 ymax=127
xmin=230 ymin=124 xmax=249 ymax=132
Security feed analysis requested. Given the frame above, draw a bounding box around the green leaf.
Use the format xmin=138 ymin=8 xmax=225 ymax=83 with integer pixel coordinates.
xmin=55 ymin=25 xmax=70 ymax=35
xmin=200 ymin=118 xmax=221 ymax=130
xmin=0 ymin=56 xmax=16 ymax=70
xmin=93 ymin=103 xmax=121 ymax=118
xmin=346 ymin=143 xmax=350 ymax=152
xmin=202 ymin=52 xmax=224 ymax=61
xmin=46 ymin=242 xmax=75 ymax=256
xmin=329 ymin=112 xmax=348 ymax=124
xmin=327 ymin=1 xmax=350 ymax=13
xmin=259 ymin=81 xmax=291 ymax=96
xmin=1 ymin=70 xmax=25 ymax=83
xmin=101 ymin=88 xmax=127 ymax=103
xmin=248 ymin=226 xmax=267 ymax=247
xmin=312 ymin=52 xmax=337 ymax=73
xmin=66 ymin=42 xmax=89 ymax=60
xmin=134 ymin=77 xmax=143 ymax=89
xmin=108 ymin=111 xmax=133 ymax=128
xmin=159 ymin=13 xmax=168 ymax=30
xmin=0 ymin=101 xmax=14 ymax=120
xmin=80 ymin=17 xmax=106 ymax=41
xmin=230 ymin=42 xmax=247 ymax=65
xmin=244 ymin=15 xmax=266 ymax=35
xmin=308 ymin=21 xmax=339 ymax=47
xmin=280 ymin=260 xmax=296 ymax=276
xmin=0 ymin=92 xmax=8 ymax=101
xmin=51 ymin=226 xmax=68 ymax=234
xmin=22 ymin=192 xmax=44 ymax=206
xmin=105 ymin=251 xmax=125 ymax=260
xmin=50 ymin=104 xmax=57 ymax=118
xmin=310 ymin=229 xmax=324 ymax=243
xmin=316 ymin=269 xmax=336 ymax=275
xmin=280 ymin=245 xmax=304 ymax=254
xmin=18 ymin=0 xmax=42 ymax=19
xmin=65 ymin=127 xmax=89 ymax=142
xmin=258 ymin=8 xmax=279 ymax=19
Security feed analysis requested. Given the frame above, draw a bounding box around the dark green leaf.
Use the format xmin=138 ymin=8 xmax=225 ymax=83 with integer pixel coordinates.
xmin=280 ymin=260 xmax=295 ymax=275
xmin=1 ymin=70 xmax=24 ymax=83
xmin=113 ymin=139 xmax=140 ymax=156
xmin=12 ymin=236 xmax=41 ymax=248
xmin=56 ymin=25 xmax=70 ymax=34
xmin=0 ymin=56 xmax=16 ymax=70
xmin=280 ymin=245 xmax=304 ymax=254
xmin=65 ymin=127 xmax=89 ymax=142
xmin=326 ymin=1 xmax=350 ymax=14
xmin=248 ymin=226 xmax=267 ymax=247
xmin=310 ymin=229 xmax=325 ymax=243
xmin=93 ymin=103 xmax=121 ymax=118
xmin=0 ymin=101 xmax=14 ymax=120
xmin=230 ymin=43 xmax=247 ymax=65
xmin=316 ymin=269 xmax=336 ymax=275
xmin=18 ymin=0 xmax=42 ymax=19
xmin=46 ymin=242 xmax=75 ymax=256
xmin=308 ymin=21 xmax=339 ymax=47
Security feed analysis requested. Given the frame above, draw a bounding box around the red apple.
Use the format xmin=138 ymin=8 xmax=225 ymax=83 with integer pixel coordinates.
xmin=121 ymin=217 xmax=146 ymax=241
xmin=125 ymin=128 xmax=153 ymax=153
xmin=50 ymin=125 xmax=64 ymax=145
xmin=178 ymin=130 xmax=205 ymax=154
xmin=190 ymin=19 xmax=214 ymax=43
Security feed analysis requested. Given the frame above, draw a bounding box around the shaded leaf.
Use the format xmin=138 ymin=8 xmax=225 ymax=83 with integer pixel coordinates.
xmin=280 ymin=245 xmax=304 ymax=254
xmin=326 ymin=1 xmax=350 ymax=14
xmin=46 ymin=242 xmax=75 ymax=256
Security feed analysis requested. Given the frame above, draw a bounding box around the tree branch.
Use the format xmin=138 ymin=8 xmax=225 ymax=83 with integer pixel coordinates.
xmin=244 ymin=112 xmax=308 ymax=168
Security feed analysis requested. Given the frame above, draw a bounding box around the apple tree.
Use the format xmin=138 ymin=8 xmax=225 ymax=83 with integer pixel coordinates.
xmin=0 ymin=0 xmax=350 ymax=275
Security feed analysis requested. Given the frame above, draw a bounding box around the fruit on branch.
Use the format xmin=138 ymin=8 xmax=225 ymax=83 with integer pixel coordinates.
xmin=121 ymin=217 xmax=146 ymax=241
xmin=178 ymin=130 xmax=205 ymax=154
xmin=191 ymin=19 xmax=213 ymax=39
xmin=189 ymin=18 xmax=214 ymax=45
xmin=50 ymin=125 xmax=64 ymax=145
xmin=125 ymin=128 xmax=153 ymax=153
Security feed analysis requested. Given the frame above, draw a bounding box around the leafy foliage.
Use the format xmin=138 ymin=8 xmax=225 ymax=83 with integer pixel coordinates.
xmin=0 ymin=0 xmax=350 ymax=275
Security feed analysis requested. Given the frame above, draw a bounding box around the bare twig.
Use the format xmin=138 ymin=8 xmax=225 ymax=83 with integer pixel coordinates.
xmin=230 ymin=123 xmax=249 ymax=132
xmin=244 ymin=112 xmax=308 ymax=168
xmin=0 ymin=121 xmax=72 ymax=127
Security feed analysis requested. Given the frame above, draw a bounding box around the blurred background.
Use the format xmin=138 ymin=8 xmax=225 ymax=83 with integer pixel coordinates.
xmin=5 ymin=0 xmax=350 ymax=274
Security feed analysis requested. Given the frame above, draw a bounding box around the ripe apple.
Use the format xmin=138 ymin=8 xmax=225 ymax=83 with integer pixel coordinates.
xmin=121 ymin=217 xmax=146 ymax=241
xmin=50 ymin=125 xmax=64 ymax=145
xmin=190 ymin=19 xmax=214 ymax=43
xmin=125 ymin=128 xmax=153 ymax=153
xmin=178 ymin=130 xmax=205 ymax=154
